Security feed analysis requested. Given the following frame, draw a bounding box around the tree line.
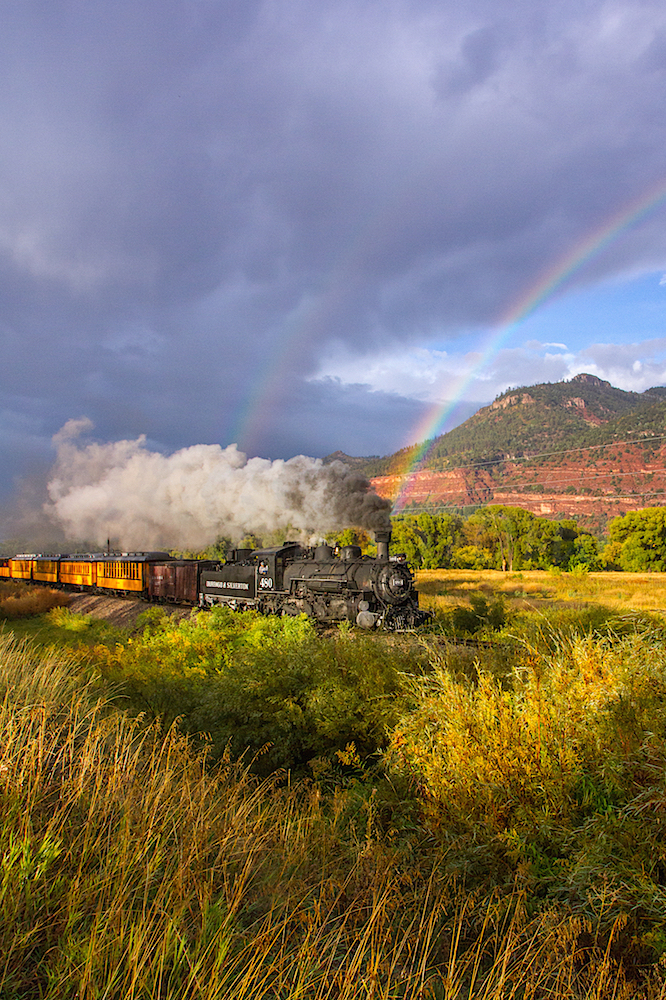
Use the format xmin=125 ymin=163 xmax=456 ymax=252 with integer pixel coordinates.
xmin=383 ymin=505 xmax=666 ymax=572
xmin=387 ymin=507 xmax=600 ymax=571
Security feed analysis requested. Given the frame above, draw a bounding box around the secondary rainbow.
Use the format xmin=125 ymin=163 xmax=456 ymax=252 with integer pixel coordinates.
xmin=391 ymin=178 xmax=666 ymax=511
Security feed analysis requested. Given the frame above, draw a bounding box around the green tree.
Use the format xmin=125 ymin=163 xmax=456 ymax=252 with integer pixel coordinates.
xmin=451 ymin=544 xmax=495 ymax=569
xmin=330 ymin=528 xmax=372 ymax=551
xmin=568 ymin=532 xmax=602 ymax=571
xmin=604 ymin=508 xmax=666 ymax=571
xmin=390 ymin=513 xmax=462 ymax=569
xmin=452 ymin=507 xmax=596 ymax=571
xmin=462 ymin=506 xmax=536 ymax=570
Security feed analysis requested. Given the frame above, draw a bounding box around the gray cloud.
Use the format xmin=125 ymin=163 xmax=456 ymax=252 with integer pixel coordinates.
xmin=4 ymin=0 xmax=666 ymax=523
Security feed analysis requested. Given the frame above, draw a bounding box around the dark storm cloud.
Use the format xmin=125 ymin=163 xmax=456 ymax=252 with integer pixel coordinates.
xmin=238 ymin=378 xmax=432 ymax=459
xmin=4 ymin=0 xmax=666 ymax=506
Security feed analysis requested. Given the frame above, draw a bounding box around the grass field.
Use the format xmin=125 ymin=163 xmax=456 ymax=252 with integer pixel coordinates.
xmin=4 ymin=623 xmax=666 ymax=998
xmin=417 ymin=567 xmax=666 ymax=615
xmin=4 ymin=576 xmax=666 ymax=995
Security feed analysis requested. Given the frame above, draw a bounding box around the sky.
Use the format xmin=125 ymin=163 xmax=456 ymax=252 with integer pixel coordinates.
xmin=5 ymin=0 xmax=666 ymax=514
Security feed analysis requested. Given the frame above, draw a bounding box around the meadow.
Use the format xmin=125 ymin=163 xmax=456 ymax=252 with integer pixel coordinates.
xmin=3 ymin=575 xmax=666 ymax=996
xmin=416 ymin=568 xmax=666 ymax=616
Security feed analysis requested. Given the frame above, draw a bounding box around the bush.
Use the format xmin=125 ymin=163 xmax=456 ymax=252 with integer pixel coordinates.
xmin=46 ymin=606 xmax=94 ymax=631
xmin=90 ymin=606 xmax=428 ymax=774
xmin=387 ymin=625 xmax=666 ymax=930
xmin=427 ymin=594 xmax=508 ymax=637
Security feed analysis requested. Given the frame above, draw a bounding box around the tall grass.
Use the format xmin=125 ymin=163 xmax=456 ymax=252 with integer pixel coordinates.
xmin=0 ymin=628 xmax=650 ymax=998
xmin=0 ymin=580 xmax=69 ymax=618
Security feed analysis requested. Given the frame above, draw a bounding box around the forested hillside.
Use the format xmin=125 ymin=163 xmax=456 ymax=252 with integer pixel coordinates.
xmin=362 ymin=374 xmax=666 ymax=477
xmin=357 ymin=374 xmax=666 ymax=532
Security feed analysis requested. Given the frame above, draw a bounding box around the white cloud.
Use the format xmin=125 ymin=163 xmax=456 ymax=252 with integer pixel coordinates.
xmin=314 ymin=344 xmax=461 ymax=401
xmin=314 ymin=333 xmax=666 ymax=412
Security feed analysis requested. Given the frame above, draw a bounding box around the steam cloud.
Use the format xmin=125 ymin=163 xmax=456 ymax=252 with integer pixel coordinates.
xmin=45 ymin=420 xmax=391 ymax=549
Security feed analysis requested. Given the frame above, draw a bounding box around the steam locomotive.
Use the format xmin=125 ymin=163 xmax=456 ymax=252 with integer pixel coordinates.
xmin=1 ymin=530 xmax=427 ymax=630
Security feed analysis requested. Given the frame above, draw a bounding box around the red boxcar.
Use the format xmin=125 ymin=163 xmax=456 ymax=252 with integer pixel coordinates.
xmin=147 ymin=561 xmax=217 ymax=604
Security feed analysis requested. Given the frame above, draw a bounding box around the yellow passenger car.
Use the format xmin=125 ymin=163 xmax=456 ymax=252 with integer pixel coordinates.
xmin=9 ymin=557 xmax=35 ymax=580
xmin=95 ymin=557 xmax=147 ymax=594
xmin=60 ymin=558 xmax=96 ymax=589
xmin=32 ymin=558 xmax=61 ymax=584
xmin=0 ymin=558 xmax=11 ymax=579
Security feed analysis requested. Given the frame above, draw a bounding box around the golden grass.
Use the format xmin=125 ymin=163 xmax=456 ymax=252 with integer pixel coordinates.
xmin=416 ymin=567 xmax=666 ymax=615
xmin=0 ymin=629 xmax=645 ymax=998
xmin=0 ymin=580 xmax=70 ymax=618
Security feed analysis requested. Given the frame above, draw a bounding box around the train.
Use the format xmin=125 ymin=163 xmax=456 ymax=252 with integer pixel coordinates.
xmin=0 ymin=530 xmax=427 ymax=630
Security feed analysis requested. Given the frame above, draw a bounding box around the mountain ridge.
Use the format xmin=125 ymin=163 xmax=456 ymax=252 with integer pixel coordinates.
xmin=340 ymin=374 xmax=666 ymax=533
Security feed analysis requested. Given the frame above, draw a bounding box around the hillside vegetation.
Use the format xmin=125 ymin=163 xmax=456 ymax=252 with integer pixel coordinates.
xmin=4 ymin=588 xmax=666 ymax=996
xmin=362 ymin=374 xmax=666 ymax=477
xmin=350 ymin=374 xmax=666 ymax=533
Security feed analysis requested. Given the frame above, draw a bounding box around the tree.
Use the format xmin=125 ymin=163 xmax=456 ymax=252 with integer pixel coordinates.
xmin=464 ymin=506 xmax=536 ymax=571
xmin=390 ymin=514 xmax=462 ymax=569
xmin=568 ymin=533 xmax=602 ymax=571
xmin=329 ymin=528 xmax=372 ymax=551
xmin=604 ymin=508 xmax=666 ymax=571
xmin=454 ymin=507 xmax=594 ymax=571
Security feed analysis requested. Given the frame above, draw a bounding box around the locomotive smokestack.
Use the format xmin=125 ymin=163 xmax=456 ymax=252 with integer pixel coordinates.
xmin=375 ymin=529 xmax=391 ymax=561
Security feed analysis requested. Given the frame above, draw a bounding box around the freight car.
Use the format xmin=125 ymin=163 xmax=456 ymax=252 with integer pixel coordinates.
xmin=3 ymin=531 xmax=427 ymax=630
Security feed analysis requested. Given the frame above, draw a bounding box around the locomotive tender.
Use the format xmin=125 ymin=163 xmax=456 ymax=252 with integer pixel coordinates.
xmin=1 ymin=530 xmax=426 ymax=630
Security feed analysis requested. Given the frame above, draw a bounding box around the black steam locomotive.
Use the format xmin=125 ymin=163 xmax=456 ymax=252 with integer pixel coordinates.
xmin=199 ymin=530 xmax=427 ymax=629
xmin=2 ymin=530 xmax=427 ymax=630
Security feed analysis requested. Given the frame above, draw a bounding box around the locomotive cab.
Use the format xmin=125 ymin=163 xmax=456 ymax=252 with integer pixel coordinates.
xmin=199 ymin=542 xmax=307 ymax=610
xmin=251 ymin=542 xmax=307 ymax=594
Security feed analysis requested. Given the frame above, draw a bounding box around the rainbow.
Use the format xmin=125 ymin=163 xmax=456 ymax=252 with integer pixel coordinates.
xmin=231 ymin=201 xmax=400 ymax=453
xmin=391 ymin=178 xmax=666 ymax=511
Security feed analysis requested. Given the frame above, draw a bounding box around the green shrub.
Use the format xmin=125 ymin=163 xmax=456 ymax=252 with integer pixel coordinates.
xmin=91 ymin=607 xmax=427 ymax=773
xmin=427 ymin=594 xmax=508 ymax=637
xmin=46 ymin=606 xmax=94 ymax=631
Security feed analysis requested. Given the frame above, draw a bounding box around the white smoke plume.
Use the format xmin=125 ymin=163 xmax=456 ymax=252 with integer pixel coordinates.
xmin=45 ymin=420 xmax=391 ymax=549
